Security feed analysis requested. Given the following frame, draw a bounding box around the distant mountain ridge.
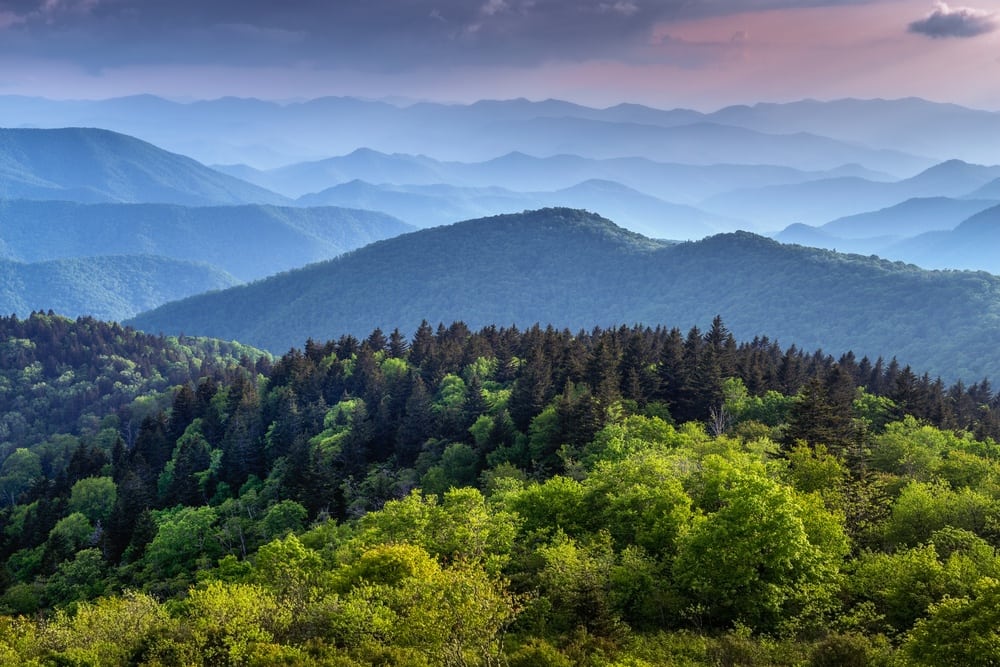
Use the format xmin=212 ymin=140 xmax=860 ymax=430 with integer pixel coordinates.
xmin=0 ymin=200 xmax=413 ymax=281
xmin=0 ymin=127 xmax=288 ymax=205
xmin=296 ymin=178 xmax=726 ymax=238
xmin=702 ymin=159 xmax=1000 ymax=226
xmin=879 ymin=204 xmax=1000 ymax=274
xmin=217 ymin=148 xmax=890 ymax=204
xmin=0 ymin=255 xmax=237 ymax=321
xmin=128 ymin=208 xmax=1000 ymax=381
xmin=1 ymin=94 xmax=983 ymax=169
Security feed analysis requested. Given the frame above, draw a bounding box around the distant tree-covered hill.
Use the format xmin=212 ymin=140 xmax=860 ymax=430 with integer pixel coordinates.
xmin=129 ymin=208 xmax=1000 ymax=381
xmin=0 ymin=312 xmax=264 ymax=449
xmin=0 ymin=127 xmax=288 ymax=205
xmin=0 ymin=255 xmax=238 ymax=321
xmin=0 ymin=200 xmax=413 ymax=282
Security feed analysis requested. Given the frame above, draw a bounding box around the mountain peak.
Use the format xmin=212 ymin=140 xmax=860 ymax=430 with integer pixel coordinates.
xmin=447 ymin=207 xmax=665 ymax=251
xmin=0 ymin=127 xmax=288 ymax=206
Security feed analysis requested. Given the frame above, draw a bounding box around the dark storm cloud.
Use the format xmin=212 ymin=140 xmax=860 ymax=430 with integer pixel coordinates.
xmin=908 ymin=2 xmax=997 ymax=38
xmin=0 ymin=0 xmax=880 ymax=70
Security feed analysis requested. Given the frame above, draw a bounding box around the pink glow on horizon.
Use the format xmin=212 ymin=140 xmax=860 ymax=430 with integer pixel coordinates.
xmin=1 ymin=0 xmax=998 ymax=110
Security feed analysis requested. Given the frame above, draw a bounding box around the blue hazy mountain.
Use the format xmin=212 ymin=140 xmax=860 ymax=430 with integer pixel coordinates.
xmin=296 ymin=178 xmax=728 ymax=238
xmin=0 ymin=200 xmax=412 ymax=282
xmin=880 ymin=204 xmax=1000 ymax=275
xmin=218 ymin=148 xmax=891 ymax=204
xmin=701 ymin=160 xmax=1000 ymax=227
xmin=707 ymin=97 xmax=1000 ymax=167
xmin=772 ymin=224 xmax=897 ymax=256
xmin=0 ymin=255 xmax=238 ymax=321
xmin=1 ymin=95 xmax=944 ymax=174
xmin=0 ymin=127 xmax=289 ymax=205
xmin=821 ymin=197 xmax=998 ymax=239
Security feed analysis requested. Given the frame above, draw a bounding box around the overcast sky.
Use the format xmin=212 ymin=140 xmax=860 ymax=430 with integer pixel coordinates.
xmin=1 ymin=0 xmax=998 ymax=109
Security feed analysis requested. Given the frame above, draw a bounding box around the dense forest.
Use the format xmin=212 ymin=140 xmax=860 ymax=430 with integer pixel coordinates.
xmin=3 ymin=312 xmax=1000 ymax=664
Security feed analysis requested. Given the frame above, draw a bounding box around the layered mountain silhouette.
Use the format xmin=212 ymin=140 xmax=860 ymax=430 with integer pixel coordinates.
xmin=0 ymin=255 xmax=237 ymax=321
xmin=820 ymin=197 xmax=998 ymax=239
xmin=296 ymin=178 xmax=726 ymax=238
xmin=881 ymin=204 xmax=1000 ymax=274
xmin=0 ymin=127 xmax=288 ymax=205
xmin=702 ymin=160 xmax=1000 ymax=226
xmin=0 ymin=200 xmax=412 ymax=281
xmin=5 ymin=95 xmax=979 ymax=170
xmin=219 ymin=148 xmax=885 ymax=207
xmin=128 ymin=208 xmax=1000 ymax=380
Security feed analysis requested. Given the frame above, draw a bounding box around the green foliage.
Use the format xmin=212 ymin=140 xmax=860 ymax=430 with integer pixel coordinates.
xmin=0 ymin=448 xmax=41 ymax=506
xmin=141 ymin=505 xmax=221 ymax=588
xmin=905 ymin=577 xmax=1000 ymax=666
xmin=68 ymin=476 xmax=117 ymax=524
xmin=6 ymin=317 xmax=1000 ymax=663
xmin=673 ymin=461 xmax=847 ymax=632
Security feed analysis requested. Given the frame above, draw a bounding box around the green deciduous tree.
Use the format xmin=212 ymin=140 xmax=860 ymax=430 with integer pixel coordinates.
xmin=673 ymin=461 xmax=847 ymax=632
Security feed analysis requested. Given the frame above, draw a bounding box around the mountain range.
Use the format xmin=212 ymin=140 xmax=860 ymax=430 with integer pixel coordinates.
xmin=216 ymin=148 xmax=889 ymax=204
xmin=0 ymin=127 xmax=288 ymax=206
xmin=127 ymin=208 xmax=1000 ymax=381
xmin=4 ymin=101 xmax=1000 ymax=383
xmin=6 ymin=94 xmax=990 ymax=170
xmin=0 ymin=255 xmax=237 ymax=321
xmin=703 ymin=160 xmax=1000 ymax=227
xmin=0 ymin=200 xmax=412 ymax=282
xmin=296 ymin=178 xmax=727 ymax=238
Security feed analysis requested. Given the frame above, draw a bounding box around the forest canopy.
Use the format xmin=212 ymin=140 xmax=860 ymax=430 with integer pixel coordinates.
xmin=1 ymin=313 xmax=1000 ymax=664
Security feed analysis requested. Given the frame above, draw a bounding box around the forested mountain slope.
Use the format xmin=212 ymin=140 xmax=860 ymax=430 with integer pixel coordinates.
xmin=0 ymin=312 xmax=264 ymax=449
xmin=0 ymin=200 xmax=413 ymax=281
xmin=0 ymin=256 xmax=238 ymax=321
xmin=2 ymin=314 xmax=1000 ymax=664
xmin=130 ymin=208 xmax=1000 ymax=381
xmin=0 ymin=127 xmax=288 ymax=205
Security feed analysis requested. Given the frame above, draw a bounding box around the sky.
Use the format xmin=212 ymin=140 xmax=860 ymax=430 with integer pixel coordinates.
xmin=0 ymin=0 xmax=999 ymax=110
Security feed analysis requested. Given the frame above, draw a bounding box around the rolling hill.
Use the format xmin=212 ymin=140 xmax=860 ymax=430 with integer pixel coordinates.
xmin=0 ymin=255 xmax=238 ymax=321
xmin=0 ymin=200 xmax=412 ymax=281
xmin=0 ymin=127 xmax=288 ymax=205
xmin=128 ymin=208 xmax=1000 ymax=381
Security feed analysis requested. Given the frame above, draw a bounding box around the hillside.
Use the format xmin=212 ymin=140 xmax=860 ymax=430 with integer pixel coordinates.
xmin=7 ymin=312 xmax=1000 ymax=664
xmin=0 ymin=127 xmax=288 ymax=205
xmin=129 ymin=208 xmax=1000 ymax=380
xmin=0 ymin=312 xmax=264 ymax=448
xmin=0 ymin=255 xmax=238 ymax=321
xmin=0 ymin=200 xmax=412 ymax=281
